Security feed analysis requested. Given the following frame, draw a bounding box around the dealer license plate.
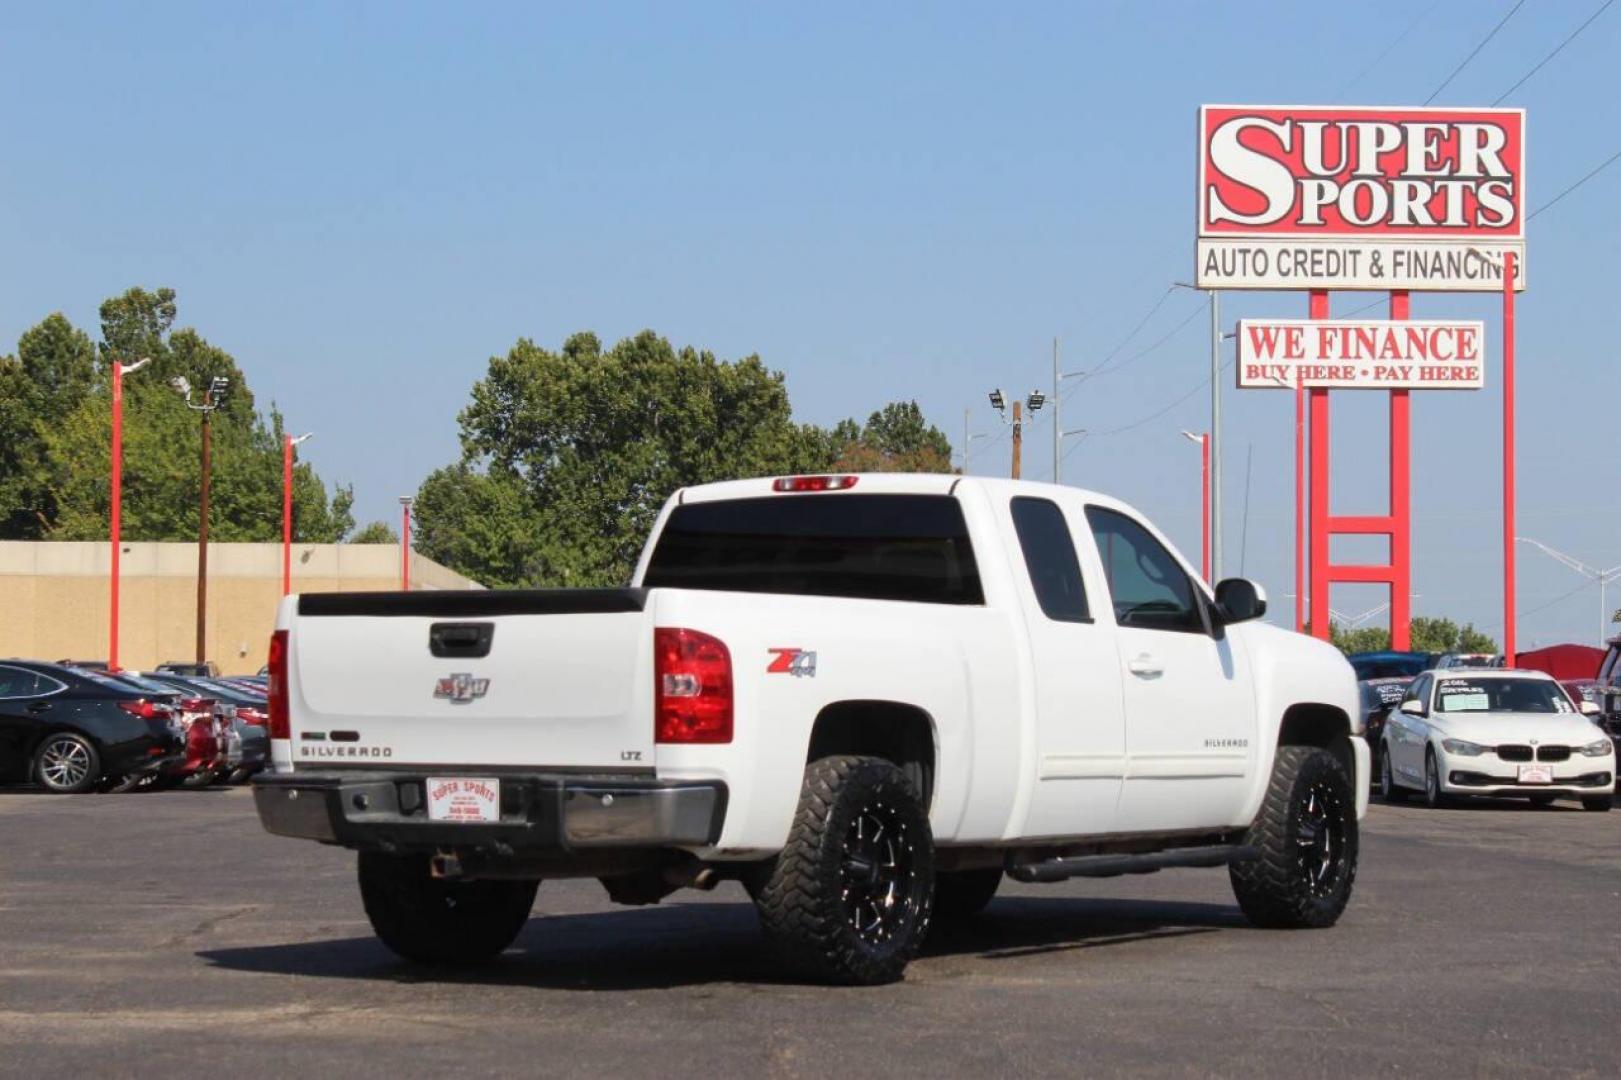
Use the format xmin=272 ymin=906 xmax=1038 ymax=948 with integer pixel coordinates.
xmin=426 ymin=777 xmax=501 ymax=823
xmin=1517 ymin=765 xmax=1553 ymax=785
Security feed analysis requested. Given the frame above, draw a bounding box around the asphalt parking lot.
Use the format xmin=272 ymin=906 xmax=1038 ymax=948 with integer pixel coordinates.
xmin=1 ymin=787 xmax=1617 ymax=1078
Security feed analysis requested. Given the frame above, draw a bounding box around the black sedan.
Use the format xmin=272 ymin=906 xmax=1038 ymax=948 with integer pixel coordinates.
xmin=0 ymin=661 xmax=186 ymax=793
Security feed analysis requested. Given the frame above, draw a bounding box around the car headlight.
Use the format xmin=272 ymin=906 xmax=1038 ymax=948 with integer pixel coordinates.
xmin=1441 ymin=738 xmax=1488 ymax=756
xmin=1580 ymin=738 xmax=1615 ymax=757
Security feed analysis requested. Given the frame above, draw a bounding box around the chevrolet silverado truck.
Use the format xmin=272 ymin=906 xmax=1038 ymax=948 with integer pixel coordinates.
xmin=254 ymin=473 xmax=1367 ymax=984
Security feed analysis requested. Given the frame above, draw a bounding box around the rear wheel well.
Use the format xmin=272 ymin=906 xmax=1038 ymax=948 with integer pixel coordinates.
xmin=807 ymin=701 xmax=936 ymax=810
xmin=1278 ymin=703 xmax=1354 ymax=782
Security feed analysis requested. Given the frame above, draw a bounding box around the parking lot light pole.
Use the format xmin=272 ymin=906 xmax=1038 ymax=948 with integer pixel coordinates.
xmin=1182 ymin=431 xmax=1210 ymax=582
xmin=108 ymin=356 xmax=151 ymax=672
xmin=175 ymin=375 xmax=230 ymax=664
xmin=282 ymin=433 xmax=313 ymax=596
xmin=1174 ymin=283 xmax=1222 ymax=579
xmin=399 ymin=496 xmax=414 ymax=591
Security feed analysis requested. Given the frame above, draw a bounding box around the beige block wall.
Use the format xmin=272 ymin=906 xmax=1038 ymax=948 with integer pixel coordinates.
xmin=0 ymin=542 xmax=482 ymax=675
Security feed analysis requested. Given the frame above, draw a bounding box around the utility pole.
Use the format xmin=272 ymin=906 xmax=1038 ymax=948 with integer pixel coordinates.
xmin=400 ymin=496 xmax=415 ymax=591
xmin=175 ymin=375 xmax=229 ymax=665
xmin=963 ymin=408 xmax=971 ymax=475
xmin=283 ymin=432 xmax=313 ymax=596
xmin=1011 ymin=399 xmax=1023 ymax=479
xmin=1051 ymin=338 xmax=1059 ymax=482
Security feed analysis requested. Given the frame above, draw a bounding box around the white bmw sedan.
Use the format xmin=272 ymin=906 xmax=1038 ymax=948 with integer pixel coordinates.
xmin=1380 ymin=668 xmax=1615 ymax=811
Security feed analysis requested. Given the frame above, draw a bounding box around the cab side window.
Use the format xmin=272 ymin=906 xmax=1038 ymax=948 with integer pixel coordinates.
xmin=1084 ymin=506 xmax=1202 ymax=633
xmin=1010 ymin=497 xmax=1090 ymax=623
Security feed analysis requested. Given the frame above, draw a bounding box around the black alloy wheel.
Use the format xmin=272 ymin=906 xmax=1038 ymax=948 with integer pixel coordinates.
xmin=839 ymin=799 xmax=921 ymax=948
xmin=1295 ymin=778 xmax=1349 ymax=900
xmin=1229 ymin=745 xmax=1358 ymax=929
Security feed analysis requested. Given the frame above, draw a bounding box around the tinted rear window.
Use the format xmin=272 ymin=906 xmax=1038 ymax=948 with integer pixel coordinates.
xmin=644 ymin=494 xmax=983 ymax=605
xmin=1010 ymin=497 xmax=1089 ymax=622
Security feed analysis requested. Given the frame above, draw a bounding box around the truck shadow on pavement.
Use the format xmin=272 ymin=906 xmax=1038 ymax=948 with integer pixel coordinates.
xmin=197 ymin=896 xmax=1243 ymax=991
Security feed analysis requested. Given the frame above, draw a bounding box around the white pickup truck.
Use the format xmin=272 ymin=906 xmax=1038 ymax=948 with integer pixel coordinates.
xmin=255 ymin=473 xmax=1366 ymax=984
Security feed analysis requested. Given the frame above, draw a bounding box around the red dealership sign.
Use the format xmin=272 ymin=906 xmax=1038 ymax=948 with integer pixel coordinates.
xmin=1237 ymin=319 xmax=1485 ymax=390
xmin=1197 ymin=106 xmax=1525 ymax=291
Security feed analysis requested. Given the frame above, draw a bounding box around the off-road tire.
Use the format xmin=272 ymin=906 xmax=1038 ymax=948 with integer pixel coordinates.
xmin=1379 ymin=745 xmax=1407 ymax=803
xmin=1582 ymin=795 xmax=1613 ymax=813
xmin=33 ymin=732 xmax=101 ymax=794
xmin=1230 ymin=745 xmax=1357 ymax=929
xmin=358 ymin=852 xmax=539 ymax=965
xmin=753 ymin=755 xmax=934 ymax=985
xmin=931 ymin=868 xmax=1002 ymax=921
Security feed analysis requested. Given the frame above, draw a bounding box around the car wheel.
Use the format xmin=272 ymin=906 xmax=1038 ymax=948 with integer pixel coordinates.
xmin=1230 ymin=746 xmax=1357 ymax=929
xmin=931 ymin=868 xmax=1003 ymax=922
xmin=33 ymin=732 xmax=101 ymax=794
xmin=753 ymin=754 xmax=934 ymax=984
xmin=1423 ymin=749 xmax=1448 ymax=808
xmin=1581 ymin=795 xmax=1613 ymax=813
xmin=1379 ymin=745 xmax=1408 ymax=803
xmin=358 ymin=852 xmax=539 ymax=964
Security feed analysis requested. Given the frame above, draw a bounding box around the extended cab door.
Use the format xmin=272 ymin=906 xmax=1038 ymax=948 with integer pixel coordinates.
xmin=1082 ymin=505 xmax=1255 ymax=833
xmin=999 ymin=495 xmax=1125 ymax=838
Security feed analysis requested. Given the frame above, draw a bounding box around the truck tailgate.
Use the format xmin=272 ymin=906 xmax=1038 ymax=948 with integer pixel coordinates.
xmin=287 ymin=589 xmax=654 ymax=771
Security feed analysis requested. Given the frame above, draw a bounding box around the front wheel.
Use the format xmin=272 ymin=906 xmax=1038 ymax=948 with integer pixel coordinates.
xmin=1582 ymin=795 xmax=1613 ymax=813
xmin=1423 ymin=748 xmax=1448 ymax=808
xmin=1379 ymin=745 xmax=1407 ymax=803
xmin=1229 ymin=745 xmax=1357 ymax=929
xmin=34 ymin=732 xmax=101 ymax=794
xmin=358 ymin=852 xmax=539 ymax=964
xmin=753 ymin=755 xmax=934 ymax=985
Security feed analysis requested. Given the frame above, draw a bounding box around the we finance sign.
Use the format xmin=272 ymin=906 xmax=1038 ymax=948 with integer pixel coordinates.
xmin=1198 ymin=106 xmax=1525 ymax=292
xmin=1237 ymin=319 xmax=1486 ymax=390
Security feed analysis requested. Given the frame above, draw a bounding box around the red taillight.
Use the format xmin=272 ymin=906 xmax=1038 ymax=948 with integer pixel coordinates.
xmin=654 ymin=627 xmax=733 ymax=744
xmin=267 ymin=629 xmax=290 ymax=739
xmin=119 ymin=699 xmax=166 ymax=720
xmin=772 ymin=474 xmax=858 ymax=493
xmin=237 ymin=707 xmax=269 ymax=727
xmin=180 ymin=697 xmax=213 ymax=714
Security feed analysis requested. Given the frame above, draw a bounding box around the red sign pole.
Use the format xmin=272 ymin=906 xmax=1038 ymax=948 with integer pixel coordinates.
xmin=1307 ymin=289 xmax=1330 ymax=639
xmin=400 ymin=500 xmax=412 ymax=592
xmin=1389 ymin=291 xmax=1412 ymax=652
xmin=282 ymin=436 xmax=295 ymax=596
xmin=109 ymin=361 xmax=125 ymax=672
xmin=1294 ymin=369 xmax=1305 ymax=633
xmin=1502 ymin=252 xmax=1517 ymax=662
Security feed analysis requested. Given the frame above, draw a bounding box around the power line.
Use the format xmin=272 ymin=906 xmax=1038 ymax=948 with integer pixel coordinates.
xmin=1425 ymin=0 xmax=1526 ymax=104
xmin=1493 ymin=0 xmax=1615 ymax=105
xmin=1078 ymin=357 xmax=1235 ymax=449
xmin=1528 ymin=145 xmax=1621 ymax=220
xmin=1092 ymin=297 xmax=1210 ymax=379
xmin=1340 ymin=2 xmax=1441 ymax=98
xmin=1094 ymin=285 xmax=1176 ymax=371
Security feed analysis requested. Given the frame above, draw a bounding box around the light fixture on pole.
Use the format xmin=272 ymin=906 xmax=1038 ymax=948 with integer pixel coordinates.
xmin=108 ymin=356 xmax=150 ymax=672
xmin=1174 ymin=281 xmax=1223 ymax=579
xmin=961 ymin=409 xmax=992 ymax=475
xmin=174 ymin=374 xmax=230 ymax=664
xmin=1181 ymin=430 xmax=1210 ymax=582
xmin=399 ymin=496 xmax=415 ymax=591
xmin=1516 ymin=537 xmax=1621 ymax=645
xmin=282 ymin=432 xmax=313 ymax=596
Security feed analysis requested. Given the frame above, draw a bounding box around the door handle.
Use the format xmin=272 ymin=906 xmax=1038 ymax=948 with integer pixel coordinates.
xmin=1127 ymin=654 xmax=1163 ymax=679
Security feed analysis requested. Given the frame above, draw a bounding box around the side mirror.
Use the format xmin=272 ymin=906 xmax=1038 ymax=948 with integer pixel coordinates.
xmin=1399 ymin=699 xmax=1426 ymax=717
xmin=1215 ymin=578 xmax=1267 ymax=624
xmin=1580 ymin=700 xmax=1602 ymax=717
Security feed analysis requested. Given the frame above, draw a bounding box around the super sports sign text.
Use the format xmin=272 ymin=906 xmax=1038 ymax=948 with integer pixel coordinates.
xmin=1197 ymin=106 xmax=1525 ymax=291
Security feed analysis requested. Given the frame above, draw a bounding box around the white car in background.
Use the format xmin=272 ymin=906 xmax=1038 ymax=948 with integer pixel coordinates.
xmin=1380 ymin=668 xmax=1614 ymax=812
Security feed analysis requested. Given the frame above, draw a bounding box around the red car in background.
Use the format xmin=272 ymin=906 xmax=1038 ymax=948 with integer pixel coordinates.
xmin=108 ymin=673 xmax=227 ymax=787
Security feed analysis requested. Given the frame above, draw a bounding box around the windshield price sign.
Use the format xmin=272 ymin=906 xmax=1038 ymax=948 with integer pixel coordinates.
xmin=1197 ymin=105 xmax=1525 ymax=291
xmin=1237 ymin=318 xmax=1486 ymax=390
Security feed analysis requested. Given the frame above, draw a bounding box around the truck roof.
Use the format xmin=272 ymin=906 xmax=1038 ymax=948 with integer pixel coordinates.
xmin=676 ymin=473 xmax=1123 ymax=507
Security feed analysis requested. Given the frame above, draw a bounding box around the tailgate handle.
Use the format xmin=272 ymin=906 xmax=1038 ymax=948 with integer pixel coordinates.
xmin=429 ymin=622 xmax=494 ymax=658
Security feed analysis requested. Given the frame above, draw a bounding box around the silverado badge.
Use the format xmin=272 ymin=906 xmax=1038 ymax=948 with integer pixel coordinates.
xmin=434 ymin=673 xmax=490 ymax=704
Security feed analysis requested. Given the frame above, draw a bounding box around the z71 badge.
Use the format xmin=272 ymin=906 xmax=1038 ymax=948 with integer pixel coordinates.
xmin=434 ymin=673 xmax=490 ymax=704
xmin=767 ymin=648 xmax=817 ymax=678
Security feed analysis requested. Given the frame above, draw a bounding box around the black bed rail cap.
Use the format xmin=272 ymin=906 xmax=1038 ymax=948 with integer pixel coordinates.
xmin=297 ymin=588 xmax=649 ymax=618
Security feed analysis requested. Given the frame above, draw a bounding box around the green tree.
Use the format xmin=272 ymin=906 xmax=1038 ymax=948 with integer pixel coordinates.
xmin=1330 ymin=623 xmax=1391 ymax=654
xmin=1329 ymin=616 xmax=1499 ymax=656
xmin=829 ymin=400 xmax=953 ymax=473
xmin=8 ymin=287 xmax=354 ymax=544
xmin=420 ymin=330 xmax=847 ymax=587
xmin=349 ymin=520 xmax=400 ymax=544
xmin=0 ymin=314 xmax=98 ymax=537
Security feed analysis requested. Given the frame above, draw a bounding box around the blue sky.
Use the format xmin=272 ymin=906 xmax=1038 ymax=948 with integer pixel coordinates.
xmin=4 ymin=1 xmax=1618 ymax=647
